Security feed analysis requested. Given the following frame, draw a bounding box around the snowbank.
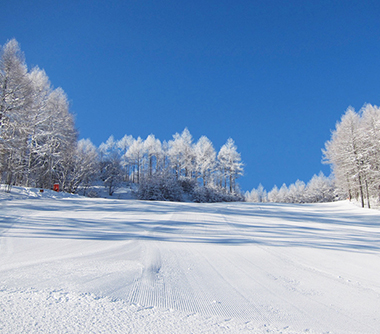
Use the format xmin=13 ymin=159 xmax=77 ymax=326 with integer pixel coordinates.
xmin=0 ymin=185 xmax=81 ymax=200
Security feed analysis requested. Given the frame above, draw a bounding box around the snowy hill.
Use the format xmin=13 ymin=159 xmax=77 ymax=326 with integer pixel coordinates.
xmin=1 ymin=187 xmax=380 ymax=333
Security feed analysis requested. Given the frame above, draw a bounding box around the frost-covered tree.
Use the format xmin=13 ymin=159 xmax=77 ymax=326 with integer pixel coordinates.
xmin=168 ymin=131 xmax=182 ymax=179
xmin=305 ymin=172 xmax=335 ymax=203
xmin=287 ymin=180 xmax=306 ymax=203
xmin=0 ymin=39 xmax=33 ymax=188
xmin=160 ymin=140 xmax=170 ymax=171
xmin=116 ymin=134 xmax=133 ymax=182
xmin=267 ymin=185 xmax=280 ymax=202
xmin=99 ymin=136 xmax=123 ymax=195
xmin=323 ymin=107 xmax=368 ymax=207
xmin=194 ymin=135 xmax=216 ymax=186
xmin=37 ymin=87 xmax=77 ymax=189
xmin=323 ymin=104 xmax=380 ymax=207
xmin=144 ymin=134 xmax=162 ymax=177
xmin=277 ymin=184 xmax=289 ymax=203
xmin=168 ymin=128 xmax=195 ymax=179
xmin=25 ymin=67 xmax=52 ymax=186
xmin=359 ymin=104 xmax=380 ymax=203
xmin=61 ymin=139 xmax=99 ymax=194
xmin=245 ymin=184 xmax=267 ymax=202
xmin=217 ymin=138 xmax=243 ymax=193
xmin=180 ymin=128 xmax=196 ymax=178
xmin=126 ymin=137 xmax=145 ymax=184
xmin=137 ymin=171 xmax=184 ymax=201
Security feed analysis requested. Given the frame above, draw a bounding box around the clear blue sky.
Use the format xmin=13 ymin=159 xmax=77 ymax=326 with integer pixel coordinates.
xmin=2 ymin=0 xmax=380 ymax=191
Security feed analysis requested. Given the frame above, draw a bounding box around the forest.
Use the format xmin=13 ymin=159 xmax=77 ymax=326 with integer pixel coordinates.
xmin=2 ymin=39 xmax=379 ymax=206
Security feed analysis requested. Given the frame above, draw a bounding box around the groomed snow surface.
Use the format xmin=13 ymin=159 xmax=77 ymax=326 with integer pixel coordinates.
xmin=1 ymin=187 xmax=380 ymax=333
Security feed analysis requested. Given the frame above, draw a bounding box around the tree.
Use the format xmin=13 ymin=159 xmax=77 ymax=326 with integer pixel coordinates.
xmin=287 ymin=180 xmax=306 ymax=203
xmin=168 ymin=128 xmax=195 ymax=179
xmin=359 ymin=104 xmax=380 ymax=203
xmin=137 ymin=171 xmax=184 ymax=201
xmin=277 ymin=183 xmax=289 ymax=203
xmin=99 ymin=136 xmax=123 ymax=195
xmin=144 ymin=134 xmax=162 ymax=177
xmin=267 ymin=185 xmax=280 ymax=202
xmin=61 ymin=138 xmax=99 ymax=194
xmin=126 ymin=137 xmax=145 ymax=184
xmin=323 ymin=107 xmax=367 ymax=207
xmin=305 ymin=172 xmax=335 ymax=203
xmin=245 ymin=184 xmax=267 ymax=202
xmin=116 ymin=134 xmax=134 ymax=182
xmin=194 ymin=136 xmax=216 ymax=186
xmin=37 ymin=87 xmax=77 ymax=189
xmin=217 ymin=138 xmax=243 ymax=193
xmin=0 ymin=39 xmax=33 ymax=189
xmin=25 ymin=67 xmax=52 ymax=187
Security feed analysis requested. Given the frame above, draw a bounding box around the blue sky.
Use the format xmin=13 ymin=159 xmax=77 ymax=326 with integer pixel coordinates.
xmin=2 ymin=0 xmax=380 ymax=191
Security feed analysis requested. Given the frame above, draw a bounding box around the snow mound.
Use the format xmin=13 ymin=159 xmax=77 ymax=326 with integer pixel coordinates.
xmin=0 ymin=185 xmax=81 ymax=200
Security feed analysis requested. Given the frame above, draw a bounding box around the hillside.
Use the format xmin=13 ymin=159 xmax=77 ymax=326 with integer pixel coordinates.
xmin=1 ymin=187 xmax=380 ymax=333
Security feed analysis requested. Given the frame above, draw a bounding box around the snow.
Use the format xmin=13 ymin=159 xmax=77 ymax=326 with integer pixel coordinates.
xmin=1 ymin=187 xmax=380 ymax=333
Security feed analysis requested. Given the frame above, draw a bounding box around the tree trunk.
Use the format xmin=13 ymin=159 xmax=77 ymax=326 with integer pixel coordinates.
xmin=358 ymin=174 xmax=365 ymax=208
xmin=149 ymin=155 xmax=153 ymax=177
xmin=365 ymin=179 xmax=370 ymax=209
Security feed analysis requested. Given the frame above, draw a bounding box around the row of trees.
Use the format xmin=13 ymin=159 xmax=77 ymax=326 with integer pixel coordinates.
xmin=323 ymin=104 xmax=380 ymax=208
xmin=0 ymin=39 xmax=77 ymax=191
xmin=0 ymin=39 xmax=244 ymax=201
xmin=245 ymin=172 xmax=336 ymax=203
xmin=9 ymin=38 xmax=370 ymax=206
xmin=247 ymin=104 xmax=380 ymax=208
xmin=97 ymin=129 xmax=244 ymax=201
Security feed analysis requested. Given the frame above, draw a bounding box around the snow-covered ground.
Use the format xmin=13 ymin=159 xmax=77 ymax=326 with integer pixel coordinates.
xmin=1 ymin=187 xmax=380 ymax=333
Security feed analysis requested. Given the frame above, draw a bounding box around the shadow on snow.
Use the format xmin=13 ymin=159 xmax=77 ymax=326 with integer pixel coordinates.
xmin=1 ymin=199 xmax=380 ymax=253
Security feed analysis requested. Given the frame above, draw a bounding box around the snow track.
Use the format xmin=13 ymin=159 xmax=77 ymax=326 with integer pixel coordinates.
xmin=1 ymin=191 xmax=380 ymax=333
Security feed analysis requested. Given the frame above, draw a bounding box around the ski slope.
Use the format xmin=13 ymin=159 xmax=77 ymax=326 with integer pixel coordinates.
xmin=1 ymin=187 xmax=380 ymax=333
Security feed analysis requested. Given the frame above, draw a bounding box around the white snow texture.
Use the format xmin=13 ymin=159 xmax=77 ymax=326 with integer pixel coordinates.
xmin=1 ymin=187 xmax=380 ymax=333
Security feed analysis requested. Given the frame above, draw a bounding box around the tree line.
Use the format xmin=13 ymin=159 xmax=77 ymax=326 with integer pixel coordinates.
xmin=0 ymin=39 xmax=243 ymax=202
xmin=97 ymin=129 xmax=244 ymax=201
xmin=247 ymin=103 xmax=380 ymax=208
xmin=245 ymin=172 xmax=335 ymax=203
xmin=5 ymin=38 xmax=375 ymax=207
